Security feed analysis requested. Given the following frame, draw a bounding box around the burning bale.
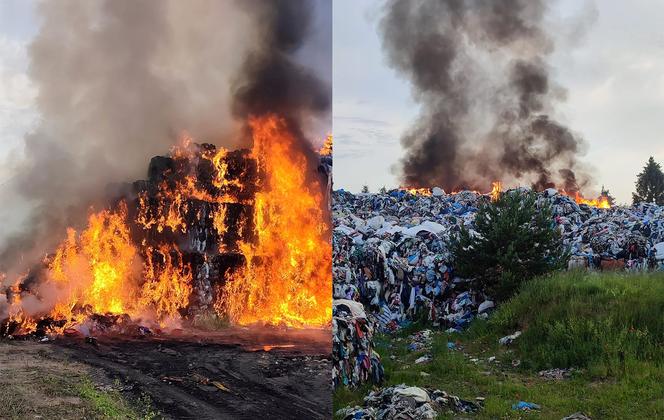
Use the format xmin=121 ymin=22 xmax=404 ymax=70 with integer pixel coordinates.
xmin=1 ymin=115 xmax=332 ymax=337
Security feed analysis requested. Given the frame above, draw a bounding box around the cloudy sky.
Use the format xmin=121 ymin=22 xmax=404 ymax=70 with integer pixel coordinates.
xmin=0 ymin=0 xmax=37 ymax=186
xmin=334 ymin=0 xmax=664 ymax=204
xmin=2 ymin=1 xmax=664 ymax=205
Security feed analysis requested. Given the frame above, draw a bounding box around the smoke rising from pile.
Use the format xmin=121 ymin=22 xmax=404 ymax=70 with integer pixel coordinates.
xmin=379 ymin=0 xmax=591 ymax=192
xmin=233 ymin=0 xmax=331 ymax=124
xmin=0 ymin=0 xmax=330 ymax=278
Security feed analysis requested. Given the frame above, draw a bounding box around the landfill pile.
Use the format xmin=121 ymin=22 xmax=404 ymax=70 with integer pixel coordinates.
xmin=336 ymin=384 xmax=482 ymax=419
xmin=333 ymin=299 xmax=384 ymax=388
xmin=332 ymin=187 xmax=664 ymax=333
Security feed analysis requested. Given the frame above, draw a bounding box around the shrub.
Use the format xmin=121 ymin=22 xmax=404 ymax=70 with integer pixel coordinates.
xmin=451 ymin=190 xmax=568 ymax=300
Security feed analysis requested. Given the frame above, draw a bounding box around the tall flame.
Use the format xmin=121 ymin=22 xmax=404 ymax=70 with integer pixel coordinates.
xmin=220 ymin=115 xmax=332 ymax=327
xmin=490 ymin=181 xmax=502 ymax=202
xmin=9 ymin=201 xmax=195 ymax=333
xmin=140 ymin=244 xmax=193 ymax=319
xmin=49 ymin=202 xmax=139 ymax=318
xmin=319 ymin=135 xmax=333 ymax=156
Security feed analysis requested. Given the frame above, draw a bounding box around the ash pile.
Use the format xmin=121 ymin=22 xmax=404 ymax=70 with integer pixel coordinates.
xmin=332 ymin=187 xmax=664 ymax=387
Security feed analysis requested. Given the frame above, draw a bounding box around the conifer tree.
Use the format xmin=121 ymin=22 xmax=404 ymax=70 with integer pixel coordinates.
xmin=632 ymin=156 xmax=664 ymax=205
xmin=451 ymin=191 xmax=567 ymax=301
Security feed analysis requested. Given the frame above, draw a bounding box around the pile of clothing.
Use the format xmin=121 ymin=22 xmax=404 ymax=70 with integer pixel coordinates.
xmin=336 ymin=384 xmax=481 ymax=419
xmin=407 ymin=329 xmax=433 ymax=351
xmin=333 ymin=299 xmax=384 ymax=388
xmin=333 ymin=188 xmax=664 ymax=333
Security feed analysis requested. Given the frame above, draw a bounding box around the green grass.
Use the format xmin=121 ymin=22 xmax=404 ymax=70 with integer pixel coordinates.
xmin=470 ymin=270 xmax=664 ymax=374
xmin=75 ymin=379 xmax=142 ymax=419
xmin=335 ymin=271 xmax=664 ymax=419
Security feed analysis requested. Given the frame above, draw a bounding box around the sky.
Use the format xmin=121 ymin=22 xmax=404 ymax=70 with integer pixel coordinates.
xmin=0 ymin=0 xmax=38 ymax=186
xmin=333 ymin=0 xmax=664 ymax=204
xmin=2 ymin=1 xmax=664 ymax=205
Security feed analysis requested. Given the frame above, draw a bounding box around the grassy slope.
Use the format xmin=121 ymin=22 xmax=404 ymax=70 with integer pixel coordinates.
xmin=335 ymin=271 xmax=664 ymax=419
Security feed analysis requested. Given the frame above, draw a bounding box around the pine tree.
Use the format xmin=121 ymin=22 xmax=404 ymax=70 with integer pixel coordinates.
xmin=361 ymin=185 xmax=370 ymax=193
xmin=632 ymin=156 xmax=664 ymax=205
xmin=451 ymin=191 xmax=568 ymax=301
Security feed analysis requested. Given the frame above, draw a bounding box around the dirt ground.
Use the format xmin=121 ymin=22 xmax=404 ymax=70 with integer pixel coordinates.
xmin=0 ymin=340 xmax=140 ymax=419
xmin=1 ymin=327 xmax=332 ymax=419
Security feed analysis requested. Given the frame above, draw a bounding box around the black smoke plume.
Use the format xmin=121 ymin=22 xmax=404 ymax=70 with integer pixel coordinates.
xmin=233 ymin=0 xmax=331 ymax=123
xmin=379 ymin=0 xmax=590 ymax=192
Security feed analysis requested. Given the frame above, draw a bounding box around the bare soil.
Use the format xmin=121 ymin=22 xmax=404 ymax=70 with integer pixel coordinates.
xmin=2 ymin=327 xmax=331 ymax=419
xmin=0 ymin=340 xmax=135 ymax=419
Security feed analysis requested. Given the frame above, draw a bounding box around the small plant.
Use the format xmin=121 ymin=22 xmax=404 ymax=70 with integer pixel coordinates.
xmin=138 ymin=393 xmax=159 ymax=420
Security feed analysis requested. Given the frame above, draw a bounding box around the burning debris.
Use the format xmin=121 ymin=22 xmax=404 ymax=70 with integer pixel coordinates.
xmin=1 ymin=115 xmax=332 ymax=337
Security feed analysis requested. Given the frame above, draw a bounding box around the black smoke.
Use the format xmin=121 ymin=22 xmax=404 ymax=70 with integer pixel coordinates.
xmin=379 ymin=0 xmax=591 ymax=192
xmin=233 ymin=0 xmax=331 ymax=123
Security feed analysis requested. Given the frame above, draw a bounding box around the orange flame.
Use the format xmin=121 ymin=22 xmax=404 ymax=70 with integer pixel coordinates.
xmin=219 ymin=115 xmax=332 ymax=327
xmin=6 ymin=201 xmax=195 ymax=334
xmin=49 ymin=202 xmax=139 ymax=317
xmin=490 ymin=181 xmax=502 ymax=202
xmin=401 ymin=187 xmax=432 ymax=196
xmin=4 ymin=116 xmax=331 ymax=334
xmin=568 ymin=191 xmax=611 ymax=209
xmin=140 ymin=244 xmax=193 ymax=319
xmin=319 ymin=135 xmax=333 ymax=156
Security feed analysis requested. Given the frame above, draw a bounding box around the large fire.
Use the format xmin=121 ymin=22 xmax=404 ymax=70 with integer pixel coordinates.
xmin=2 ymin=114 xmax=331 ymax=336
xmin=220 ymin=117 xmax=332 ymax=327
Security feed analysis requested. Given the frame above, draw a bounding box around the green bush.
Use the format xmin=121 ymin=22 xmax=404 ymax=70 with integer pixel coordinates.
xmin=451 ymin=190 xmax=568 ymax=301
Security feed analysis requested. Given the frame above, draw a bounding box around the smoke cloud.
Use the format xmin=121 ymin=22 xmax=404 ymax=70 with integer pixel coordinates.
xmin=379 ymin=0 xmax=591 ymax=192
xmin=0 ymin=0 xmax=330 ymax=278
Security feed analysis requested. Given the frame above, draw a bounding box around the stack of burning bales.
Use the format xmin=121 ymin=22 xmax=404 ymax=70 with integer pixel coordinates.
xmin=1 ymin=141 xmax=259 ymax=337
xmin=133 ymin=142 xmax=258 ymax=314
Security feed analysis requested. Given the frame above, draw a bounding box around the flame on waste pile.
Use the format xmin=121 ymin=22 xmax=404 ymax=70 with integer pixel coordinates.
xmin=399 ymin=180 xmax=610 ymax=209
xmin=563 ymin=190 xmax=611 ymax=209
xmin=401 ymin=188 xmax=432 ymax=196
xmin=319 ymin=135 xmax=333 ymax=156
xmin=490 ymin=181 xmax=502 ymax=202
xmin=219 ymin=115 xmax=332 ymax=327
